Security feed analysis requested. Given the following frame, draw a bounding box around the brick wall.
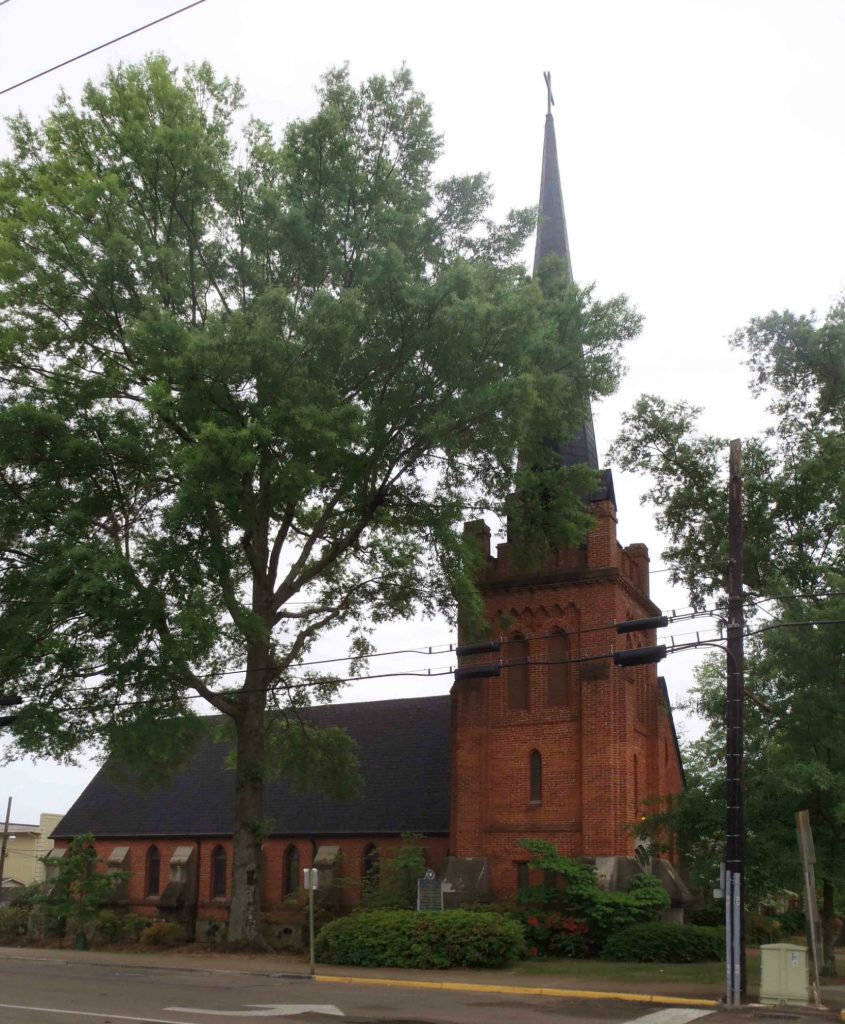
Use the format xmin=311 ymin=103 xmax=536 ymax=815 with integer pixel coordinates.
xmin=53 ymin=833 xmax=450 ymax=922
xmin=453 ymin=503 xmax=685 ymax=899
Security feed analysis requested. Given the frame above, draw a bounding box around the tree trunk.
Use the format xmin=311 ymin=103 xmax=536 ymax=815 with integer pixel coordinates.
xmin=226 ymin=656 xmax=268 ymax=947
xmin=821 ymin=878 xmax=837 ymax=977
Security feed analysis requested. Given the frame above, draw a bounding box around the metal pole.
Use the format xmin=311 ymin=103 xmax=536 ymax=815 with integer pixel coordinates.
xmin=724 ymin=871 xmax=733 ymax=1003
xmin=309 ymin=868 xmax=316 ymax=976
xmin=0 ymin=797 xmax=12 ymax=898
xmin=726 ymin=439 xmax=746 ymax=1000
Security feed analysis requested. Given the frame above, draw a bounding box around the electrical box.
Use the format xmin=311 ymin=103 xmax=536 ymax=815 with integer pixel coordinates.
xmin=760 ymin=943 xmax=809 ymax=1006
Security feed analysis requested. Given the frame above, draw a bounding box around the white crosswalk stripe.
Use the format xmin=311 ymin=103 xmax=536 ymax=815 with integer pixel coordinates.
xmin=625 ymin=1009 xmax=715 ymax=1024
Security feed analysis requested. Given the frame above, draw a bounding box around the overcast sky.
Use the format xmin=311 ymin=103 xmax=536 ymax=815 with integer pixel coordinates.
xmin=1 ymin=0 xmax=843 ymax=824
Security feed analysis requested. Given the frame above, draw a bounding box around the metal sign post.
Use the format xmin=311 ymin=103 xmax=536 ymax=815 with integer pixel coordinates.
xmin=303 ymin=867 xmax=319 ymax=975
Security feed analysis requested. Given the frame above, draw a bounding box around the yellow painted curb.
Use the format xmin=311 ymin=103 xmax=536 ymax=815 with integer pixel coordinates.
xmin=314 ymin=974 xmax=720 ymax=1009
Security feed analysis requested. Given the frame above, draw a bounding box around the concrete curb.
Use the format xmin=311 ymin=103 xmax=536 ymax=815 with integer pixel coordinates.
xmin=314 ymin=973 xmax=721 ymax=1008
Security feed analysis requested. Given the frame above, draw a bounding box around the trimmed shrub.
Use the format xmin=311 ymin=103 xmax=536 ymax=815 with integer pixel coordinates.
xmin=687 ymin=902 xmax=724 ymax=927
xmin=602 ymin=923 xmax=724 ymax=963
xmin=316 ymin=909 xmax=527 ymax=969
xmin=746 ymin=913 xmax=781 ymax=946
xmin=138 ymin=921 xmax=184 ymax=947
xmin=120 ymin=914 xmax=152 ymax=943
xmin=90 ymin=909 xmax=123 ymax=945
xmin=0 ymin=906 xmax=29 ymax=942
xmin=776 ymin=909 xmax=805 ymax=937
xmin=515 ymin=841 xmax=669 ymax=954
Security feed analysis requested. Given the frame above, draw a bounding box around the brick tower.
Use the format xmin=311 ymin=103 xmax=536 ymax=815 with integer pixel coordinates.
xmin=449 ymin=86 xmax=685 ymax=901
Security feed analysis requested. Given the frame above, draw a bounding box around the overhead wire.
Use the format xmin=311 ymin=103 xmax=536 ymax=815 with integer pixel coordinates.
xmin=0 ymin=0 xmax=210 ymax=97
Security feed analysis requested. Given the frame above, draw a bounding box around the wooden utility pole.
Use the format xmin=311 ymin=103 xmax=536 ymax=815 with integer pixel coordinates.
xmin=0 ymin=797 xmax=12 ymax=898
xmin=725 ymin=439 xmax=746 ymax=1004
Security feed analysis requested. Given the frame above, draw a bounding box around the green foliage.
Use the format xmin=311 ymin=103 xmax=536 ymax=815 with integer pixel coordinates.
xmin=745 ymin=913 xmax=782 ymax=946
xmin=610 ymin=299 xmax=845 ymax=973
xmin=0 ymin=58 xmax=635 ymax=943
xmin=90 ymin=909 xmax=123 ymax=945
xmin=315 ymin=909 xmax=527 ymax=968
xmin=120 ymin=913 xmax=153 ymax=943
xmin=0 ymin=906 xmax=29 ymax=942
xmin=517 ymin=910 xmax=590 ymax=959
xmin=360 ymin=834 xmax=427 ymax=909
xmin=36 ymin=835 xmax=127 ymax=942
xmin=201 ymin=919 xmax=228 ymax=948
xmin=776 ymin=909 xmax=805 ymax=937
xmin=138 ymin=920 xmax=185 ymax=946
xmin=516 ymin=840 xmax=669 ymax=953
xmin=7 ymin=884 xmax=42 ymax=909
xmin=602 ymin=923 xmax=724 ymax=962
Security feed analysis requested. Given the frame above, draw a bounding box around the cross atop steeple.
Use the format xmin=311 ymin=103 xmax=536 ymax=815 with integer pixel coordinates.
xmin=533 ymin=72 xmax=573 ymax=283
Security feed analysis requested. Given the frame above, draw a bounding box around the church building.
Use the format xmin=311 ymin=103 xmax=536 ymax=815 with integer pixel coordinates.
xmin=51 ymin=91 xmax=685 ymax=935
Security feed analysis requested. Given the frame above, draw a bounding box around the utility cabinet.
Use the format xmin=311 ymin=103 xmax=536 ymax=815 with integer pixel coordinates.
xmin=760 ymin=943 xmax=809 ymax=1006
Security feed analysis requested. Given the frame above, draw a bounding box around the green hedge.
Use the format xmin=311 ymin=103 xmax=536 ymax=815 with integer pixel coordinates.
xmin=602 ymin=923 xmax=724 ymax=963
xmin=0 ymin=906 xmax=29 ymax=942
xmin=315 ymin=909 xmax=527 ymax=969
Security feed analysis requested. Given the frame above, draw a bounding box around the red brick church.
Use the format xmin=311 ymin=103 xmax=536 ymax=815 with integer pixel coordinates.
xmin=52 ymin=94 xmax=685 ymax=934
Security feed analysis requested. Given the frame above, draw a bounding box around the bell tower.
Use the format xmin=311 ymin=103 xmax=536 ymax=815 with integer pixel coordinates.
xmin=448 ymin=76 xmax=685 ymax=900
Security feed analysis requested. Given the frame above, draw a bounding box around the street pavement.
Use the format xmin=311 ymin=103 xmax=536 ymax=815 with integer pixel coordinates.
xmin=0 ymin=946 xmax=840 ymax=1024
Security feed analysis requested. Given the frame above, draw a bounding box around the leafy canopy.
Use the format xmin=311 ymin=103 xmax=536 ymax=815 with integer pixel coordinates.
xmin=0 ymin=57 xmax=637 ymax=761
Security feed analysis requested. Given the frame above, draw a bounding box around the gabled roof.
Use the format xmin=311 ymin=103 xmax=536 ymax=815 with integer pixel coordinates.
xmin=53 ymin=695 xmax=451 ymax=840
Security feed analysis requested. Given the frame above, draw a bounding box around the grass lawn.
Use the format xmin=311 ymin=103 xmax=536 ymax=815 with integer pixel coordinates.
xmin=510 ymin=956 xmax=762 ymax=989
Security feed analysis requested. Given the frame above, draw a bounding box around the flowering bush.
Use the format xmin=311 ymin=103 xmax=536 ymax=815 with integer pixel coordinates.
xmin=514 ymin=839 xmax=669 ymax=955
xmin=519 ymin=910 xmax=590 ymax=958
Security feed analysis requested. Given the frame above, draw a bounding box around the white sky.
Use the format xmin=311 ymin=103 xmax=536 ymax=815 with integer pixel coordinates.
xmin=1 ymin=0 xmax=844 ymax=824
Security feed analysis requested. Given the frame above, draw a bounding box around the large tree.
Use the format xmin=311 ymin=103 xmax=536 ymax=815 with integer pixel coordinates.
xmin=611 ymin=301 xmax=845 ymax=972
xmin=0 ymin=59 xmax=638 ymax=943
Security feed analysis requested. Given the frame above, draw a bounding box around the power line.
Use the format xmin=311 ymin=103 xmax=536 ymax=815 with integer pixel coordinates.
xmin=0 ymin=0 xmax=210 ymax=97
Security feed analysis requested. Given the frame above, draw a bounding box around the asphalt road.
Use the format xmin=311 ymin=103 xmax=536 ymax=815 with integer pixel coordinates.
xmin=0 ymin=957 xmax=808 ymax=1024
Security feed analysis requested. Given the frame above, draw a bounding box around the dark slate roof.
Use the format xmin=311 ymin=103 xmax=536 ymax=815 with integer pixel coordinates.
xmin=53 ymin=695 xmax=451 ymax=839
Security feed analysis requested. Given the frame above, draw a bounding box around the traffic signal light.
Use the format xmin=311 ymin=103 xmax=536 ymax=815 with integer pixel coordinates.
xmin=0 ymin=694 xmax=22 ymax=727
xmin=615 ymin=616 xmax=668 ymax=634
xmin=613 ymin=645 xmax=667 ymax=668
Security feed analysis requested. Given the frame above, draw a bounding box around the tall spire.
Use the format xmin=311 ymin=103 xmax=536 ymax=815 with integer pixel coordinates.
xmin=533 ymin=72 xmax=602 ymax=475
xmin=533 ymin=74 xmax=573 ymax=281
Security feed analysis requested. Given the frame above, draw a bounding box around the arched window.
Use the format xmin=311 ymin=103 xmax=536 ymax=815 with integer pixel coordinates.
xmin=211 ymin=845 xmax=227 ymax=899
xmin=362 ymin=843 xmax=380 ymax=890
xmin=548 ymin=631 xmax=570 ymax=706
xmin=283 ymin=844 xmax=300 ymax=897
xmin=507 ymin=637 xmax=529 ymax=709
xmin=515 ymin=862 xmax=529 ymax=892
xmin=145 ymin=845 xmax=161 ymax=897
xmin=529 ymin=749 xmax=542 ymax=803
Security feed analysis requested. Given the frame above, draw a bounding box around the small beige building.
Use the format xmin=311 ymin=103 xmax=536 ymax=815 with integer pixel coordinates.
xmin=1 ymin=813 xmax=62 ymax=894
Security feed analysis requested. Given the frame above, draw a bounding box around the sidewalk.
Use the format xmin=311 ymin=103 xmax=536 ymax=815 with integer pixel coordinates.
xmin=1 ymin=945 xmax=842 ymax=1018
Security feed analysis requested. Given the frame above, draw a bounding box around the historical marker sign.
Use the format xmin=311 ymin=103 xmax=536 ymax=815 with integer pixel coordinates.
xmin=417 ymin=869 xmax=443 ymax=912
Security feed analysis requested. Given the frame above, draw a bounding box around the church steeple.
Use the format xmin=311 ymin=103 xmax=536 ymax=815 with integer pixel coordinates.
xmin=533 ymin=72 xmax=604 ymax=481
xmin=533 ymin=74 xmax=573 ymax=281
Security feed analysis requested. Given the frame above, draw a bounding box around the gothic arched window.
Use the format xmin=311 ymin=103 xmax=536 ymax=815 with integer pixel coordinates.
xmin=283 ymin=844 xmax=300 ymax=897
xmin=145 ymin=845 xmax=161 ymax=897
xmin=507 ymin=637 xmax=529 ymax=709
xmin=211 ymin=845 xmax=227 ymax=899
xmin=529 ymin=749 xmax=542 ymax=803
xmin=362 ymin=843 xmax=380 ymax=890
